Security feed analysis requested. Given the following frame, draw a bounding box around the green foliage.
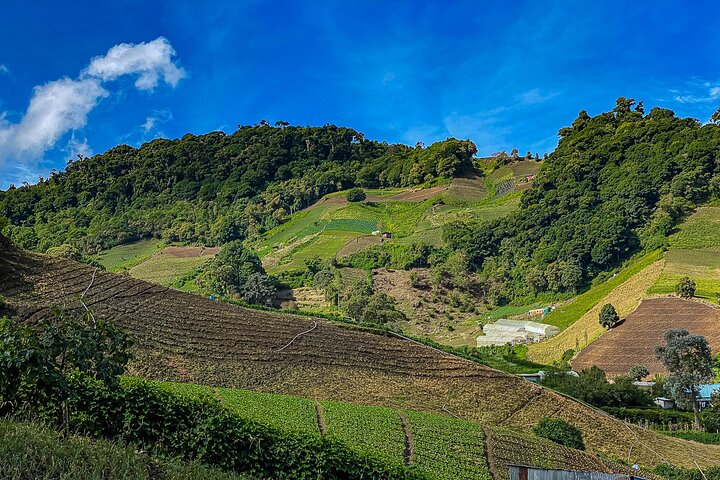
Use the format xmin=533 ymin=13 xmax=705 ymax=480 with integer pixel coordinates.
xmin=656 ymin=329 xmax=714 ymax=425
xmin=654 ymin=464 xmax=720 ymax=480
xmin=340 ymin=282 xmax=407 ymax=325
xmin=541 ymin=367 xmax=652 ymax=408
xmin=342 ymin=242 xmax=436 ymax=270
xmin=447 ymin=101 xmax=720 ymax=302
xmin=198 ymin=241 xmax=275 ymax=304
xmin=665 ymin=431 xmax=720 ymax=444
xmin=676 ymin=276 xmax=696 ymax=298
xmin=0 ymin=310 xmax=133 ymax=420
xmin=628 ymin=365 xmax=650 ymax=381
xmin=346 ymin=188 xmax=367 ymax=202
xmin=0 ymin=124 xmax=474 ymax=253
xmin=94 ymin=239 xmax=164 ymax=272
xmin=532 ymin=417 xmax=585 ymax=450
xmin=599 ymin=303 xmax=620 ymax=329
xmin=0 ymin=420 xmax=249 ymax=480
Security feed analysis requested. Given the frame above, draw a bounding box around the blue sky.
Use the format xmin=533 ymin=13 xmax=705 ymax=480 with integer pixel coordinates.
xmin=1 ymin=1 xmax=720 ymax=188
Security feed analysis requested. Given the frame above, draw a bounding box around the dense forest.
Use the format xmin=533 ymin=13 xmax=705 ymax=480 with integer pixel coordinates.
xmin=446 ymin=98 xmax=720 ymax=302
xmin=0 ymin=124 xmax=476 ymax=252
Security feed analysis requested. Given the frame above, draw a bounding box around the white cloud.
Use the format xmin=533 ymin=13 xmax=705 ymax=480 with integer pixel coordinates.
xmin=65 ymin=134 xmax=93 ymax=160
xmin=516 ymin=88 xmax=559 ymax=105
xmin=7 ymin=78 xmax=107 ymax=158
xmin=142 ymin=109 xmax=173 ymax=133
xmin=0 ymin=64 xmax=9 ymax=75
xmin=0 ymin=37 xmax=184 ymax=177
xmin=673 ymin=83 xmax=720 ymax=104
xmin=84 ymin=37 xmax=186 ymax=90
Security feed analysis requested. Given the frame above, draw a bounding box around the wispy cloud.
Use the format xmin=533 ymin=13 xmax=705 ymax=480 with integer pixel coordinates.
xmin=142 ymin=108 xmax=173 ymax=134
xmin=0 ymin=64 xmax=9 ymax=75
xmin=0 ymin=37 xmax=185 ymax=180
xmin=516 ymin=88 xmax=559 ymax=105
xmin=672 ymin=81 xmax=720 ymax=104
xmin=65 ymin=134 xmax=93 ymax=160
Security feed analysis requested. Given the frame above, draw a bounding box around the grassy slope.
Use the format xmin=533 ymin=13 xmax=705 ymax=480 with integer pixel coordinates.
xmin=0 ymin=420 xmax=249 ymax=480
xmin=129 ymin=254 xmax=213 ymax=287
xmin=648 ymin=207 xmax=720 ymax=302
xmin=95 ymin=238 xmax=163 ymax=272
xmin=528 ymin=252 xmax=664 ymax=364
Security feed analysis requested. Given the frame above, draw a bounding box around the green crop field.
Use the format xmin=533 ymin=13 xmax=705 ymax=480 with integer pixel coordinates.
xmin=406 ymin=410 xmax=491 ymax=480
xmin=269 ymin=230 xmax=359 ymax=273
xmin=323 ymin=402 xmax=407 ymax=467
xmin=95 ymin=238 xmax=163 ymax=272
xmin=155 ymin=379 xmax=493 ymax=480
xmin=647 ymin=207 xmax=720 ymax=302
xmin=667 ymin=207 xmax=720 ymax=250
xmin=129 ymin=254 xmax=212 ymax=287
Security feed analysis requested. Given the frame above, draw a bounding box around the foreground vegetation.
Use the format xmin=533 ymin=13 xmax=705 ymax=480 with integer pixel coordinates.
xmin=0 ymin=420 xmax=250 ymax=480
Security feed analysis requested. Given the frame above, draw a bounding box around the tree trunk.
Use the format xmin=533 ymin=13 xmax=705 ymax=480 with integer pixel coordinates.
xmin=692 ymin=390 xmax=701 ymax=431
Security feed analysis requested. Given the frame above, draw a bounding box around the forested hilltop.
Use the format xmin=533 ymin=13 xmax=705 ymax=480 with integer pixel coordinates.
xmin=0 ymin=124 xmax=476 ymax=251
xmin=446 ymin=98 xmax=720 ymax=302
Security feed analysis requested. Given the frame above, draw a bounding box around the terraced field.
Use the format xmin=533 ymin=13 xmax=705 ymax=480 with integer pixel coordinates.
xmin=2 ymin=244 xmax=719 ymax=469
xmin=155 ymin=379 xmax=639 ymax=480
xmin=648 ymin=207 xmax=720 ymax=302
xmin=528 ymin=252 xmax=664 ymax=364
xmin=572 ymin=297 xmax=720 ymax=376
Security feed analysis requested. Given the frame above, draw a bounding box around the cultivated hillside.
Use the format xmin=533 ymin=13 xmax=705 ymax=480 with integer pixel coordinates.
xmin=2 ymin=243 xmax=719 ymax=469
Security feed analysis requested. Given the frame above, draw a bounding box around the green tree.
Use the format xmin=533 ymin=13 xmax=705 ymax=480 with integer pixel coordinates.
xmin=628 ymin=365 xmax=650 ymax=381
xmin=676 ymin=277 xmax=696 ymax=298
xmin=711 ymin=107 xmax=720 ymax=125
xmin=656 ymin=329 xmax=714 ymax=429
xmin=346 ymin=188 xmax=366 ymax=202
xmin=599 ymin=303 xmax=620 ymax=329
xmin=532 ymin=418 xmax=585 ymax=450
xmin=243 ymin=273 xmax=276 ymax=306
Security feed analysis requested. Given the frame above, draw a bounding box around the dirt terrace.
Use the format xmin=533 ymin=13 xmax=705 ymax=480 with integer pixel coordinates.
xmin=573 ymin=297 xmax=720 ymax=376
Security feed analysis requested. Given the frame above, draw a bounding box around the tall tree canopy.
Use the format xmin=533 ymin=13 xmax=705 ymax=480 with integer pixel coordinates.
xmin=0 ymin=125 xmax=475 ymax=252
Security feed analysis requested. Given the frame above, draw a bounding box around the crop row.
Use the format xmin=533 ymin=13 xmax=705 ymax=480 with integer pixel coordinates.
xmin=157 ymin=380 xmax=492 ymax=480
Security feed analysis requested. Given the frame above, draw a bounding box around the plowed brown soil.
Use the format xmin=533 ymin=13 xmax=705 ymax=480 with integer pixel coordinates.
xmin=573 ymin=297 xmax=720 ymax=376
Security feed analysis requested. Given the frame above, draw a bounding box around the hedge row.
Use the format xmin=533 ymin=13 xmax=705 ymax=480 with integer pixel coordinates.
xmin=602 ymin=407 xmax=720 ymax=431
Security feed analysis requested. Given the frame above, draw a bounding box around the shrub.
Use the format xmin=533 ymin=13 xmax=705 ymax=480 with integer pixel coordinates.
xmin=0 ymin=295 xmax=5 ymax=310
xmin=532 ymin=417 xmax=585 ymax=450
xmin=599 ymin=303 xmax=620 ymax=329
xmin=346 ymin=188 xmax=366 ymax=202
xmin=676 ymin=276 xmax=696 ymax=298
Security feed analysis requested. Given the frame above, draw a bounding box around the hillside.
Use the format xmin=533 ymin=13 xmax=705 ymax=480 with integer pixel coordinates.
xmin=572 ymin=297 xmax=720 ymax=376
xmin=2 ymin=243 xmax=720 ymax=470
xmin=530 ymin=206 xmax=720 ymax=368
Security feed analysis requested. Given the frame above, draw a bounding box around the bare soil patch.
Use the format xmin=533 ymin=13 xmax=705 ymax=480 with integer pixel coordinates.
xmin=572 ymin=297 xmax=720 ymax=376
xmin=158 ymin=246 xmax=221 ymax=258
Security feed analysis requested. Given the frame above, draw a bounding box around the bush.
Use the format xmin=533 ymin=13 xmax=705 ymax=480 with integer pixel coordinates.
xmin=599 ymin=303 xmax=620 ymax=329
xmin=0 ymin=295 xmax=5 ymax=310
xmin=532 ymin=417 xmax=585 ymax=450
xmin=676 ymin=276 xmax=696 ymax=298
xmin=346 ymin=188 xmax=366 ymax=202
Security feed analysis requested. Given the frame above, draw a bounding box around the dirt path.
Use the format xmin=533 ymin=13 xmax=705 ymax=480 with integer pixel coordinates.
xmin=399 ymin=412 xmax=414 ymax=466
xmin=314 ymin=400 xmax=327 ymax=435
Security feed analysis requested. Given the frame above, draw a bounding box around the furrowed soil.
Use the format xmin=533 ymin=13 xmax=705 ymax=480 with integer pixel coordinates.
xmin=528 ymin=259 xmax=664 ymax=365
xmin=2 ymin=244 xmax=719 ymax=469
xmin=572 ymin=297 xmax=720 ymax=376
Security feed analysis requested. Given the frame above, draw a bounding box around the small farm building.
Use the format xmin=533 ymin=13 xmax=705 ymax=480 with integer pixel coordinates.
xmin=509 ymin=465 xmax=645 ymax=480
xmin=698 ymin=383 xmax=720 ymax=409
xmin=476 ymin=319 xmax=560 ymax=347
xmin=654 ymin=397 xmax=675 ymax=409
